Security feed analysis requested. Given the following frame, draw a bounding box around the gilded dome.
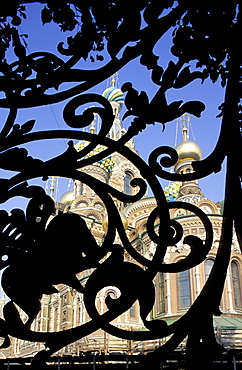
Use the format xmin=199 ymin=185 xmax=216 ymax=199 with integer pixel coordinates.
xmin=102 ymin=212 xmax=128 ymax=232
xmin=175 ymin=140 xmax=202 ymax=163
xmin=60 ymin=190 xmax=75 ymax=204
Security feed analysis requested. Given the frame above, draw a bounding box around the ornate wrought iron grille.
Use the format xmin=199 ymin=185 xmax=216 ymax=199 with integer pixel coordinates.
xmin=0 ymin=1 xmax=241 ymax=368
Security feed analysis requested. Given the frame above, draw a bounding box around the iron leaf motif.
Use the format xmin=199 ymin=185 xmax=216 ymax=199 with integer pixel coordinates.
xmin=0 ymin=1 xmax=241 ymax=368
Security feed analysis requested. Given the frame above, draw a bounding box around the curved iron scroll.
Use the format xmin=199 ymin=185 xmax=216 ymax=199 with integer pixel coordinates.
xmin=0 ymin=1 xmax=242 ymax=368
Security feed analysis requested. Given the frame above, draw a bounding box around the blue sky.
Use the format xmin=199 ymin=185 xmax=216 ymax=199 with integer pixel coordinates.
xmin=0 ymin=3 xmax=227 ymax=215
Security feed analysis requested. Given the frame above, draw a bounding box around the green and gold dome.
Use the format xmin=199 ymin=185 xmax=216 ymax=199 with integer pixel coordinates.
xmin=75 ymin=141 xmax=115 ymax=174
xmin=164 ymin=181 xmax=181 ymax=201
xmin=102 ymin=87 xmax=124 ymax=106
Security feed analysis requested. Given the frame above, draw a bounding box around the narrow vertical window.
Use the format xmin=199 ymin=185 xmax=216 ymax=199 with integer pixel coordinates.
xmin=231 ymin=261 xmax=242 ymax=308
xmin=124 ymin=171 xmax=132 ymax=195
xmin=54 ymin=307 xmax=58 ymax=331
xmin=130 ymin=303 xmax=136 ymax=318
xmin=158 ymin=272 xmax=165 ymax=314
xmin=205 ymin=259 xmax=223 ymax=309
xmin=178 ymin=270 xmax=191 ymax=309
xmin=205 ymin=259 xmax=214 ymax=281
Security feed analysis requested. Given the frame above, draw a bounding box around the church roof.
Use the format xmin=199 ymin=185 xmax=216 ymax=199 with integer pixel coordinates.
xmin=164 ymin=317 xmax=242 ymax=330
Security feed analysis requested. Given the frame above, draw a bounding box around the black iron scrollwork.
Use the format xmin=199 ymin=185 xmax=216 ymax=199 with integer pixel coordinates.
xmin=0 ymin=1 xmax=242 ymax=368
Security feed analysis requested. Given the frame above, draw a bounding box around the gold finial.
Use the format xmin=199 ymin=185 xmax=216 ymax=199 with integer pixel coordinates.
xmin=49 ymin=176 xmax=55 ymax=199
xmin=182 ymin=125 xmax=188 ymax=141
xmin=90 ymin=113 xmax=97 ymax=134
xmin=90 ymin=121 xmax=96 ymax=134
xmin=48 ymin=176 xmax=60 ymax=200
xmin=111 ymin=75 xmax=115 ymax=88
xmin=180 ymin=113 xmax=190 ymax=141
xmin=110 ymin=72 xmax=119 ymax=88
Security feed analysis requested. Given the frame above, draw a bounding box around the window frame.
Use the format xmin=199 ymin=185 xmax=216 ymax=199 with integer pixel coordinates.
xmin=204 ymin=258 xmax=214 ymax=281
xmin=124 ymin=171 xmax=133 ymax=195
xmin=177 ymin=269 xmax=191 ymax=310
xmin=157 ymin=272 xmax=165 ymax=314
xmin=231 ymin=260 xmax=242 ymax=309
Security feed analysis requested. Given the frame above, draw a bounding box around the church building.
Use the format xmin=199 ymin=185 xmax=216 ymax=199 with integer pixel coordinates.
xmin=2 ymin=78 xmax=242 ymax=358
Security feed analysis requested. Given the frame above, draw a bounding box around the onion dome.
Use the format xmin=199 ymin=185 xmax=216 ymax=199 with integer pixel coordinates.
xmin=175 ymin=126 xmax=202 ymax=164
xmin=60 ymin=190 xmax=75 ymax=204
xmin=102 ymin=87 xmax=124 ymax=106
xmin=175 ymin=140 xmax=202 ymax=163
xmin=75 ymin=141 xmax=115 ymax=174
xmin=102 ymin=212 xmax=128 ymax=232
xmin=164 ymin=181 xmax=181 ymax=201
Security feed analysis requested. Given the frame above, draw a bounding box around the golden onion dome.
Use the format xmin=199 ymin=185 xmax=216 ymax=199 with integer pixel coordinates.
xmin=175 ymin=140 xmax=202 ymax=163
xmin=102 ymin=212 xmax=128 ymax=232
xmin=60 ymin=190 xmax=75 ymax=204
xmin=175 ymin=125 xmax=202 ymax=163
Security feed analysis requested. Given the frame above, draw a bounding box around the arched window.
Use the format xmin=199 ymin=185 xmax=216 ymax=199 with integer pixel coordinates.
xmin=231 ymin=261 xmax=242 ymax=308
xmin=124 ymin=171 xmax=132 ymax=195
xmin=205 ymin=259 xmax=214 ymax=281
xmin=158 ymin=272 xmax=165 ymax=314
xmin=178 ymin=269 xmax=191 ymax=309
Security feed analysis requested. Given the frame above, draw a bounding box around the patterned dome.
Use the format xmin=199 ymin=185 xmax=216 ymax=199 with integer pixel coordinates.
xmin=75 ymin=141 xmax=115 ymax=173
xmin=102 ymin=87 xmax=124 ymax=106
xmin=164 ymin=182 xmax=181 ymax=201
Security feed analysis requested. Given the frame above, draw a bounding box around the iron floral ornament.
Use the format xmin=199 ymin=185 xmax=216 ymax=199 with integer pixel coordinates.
xmin=0 ymin=1 xmax=241 ymax=368
xmin=0 ymin=107 xmax=215 ymax=363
